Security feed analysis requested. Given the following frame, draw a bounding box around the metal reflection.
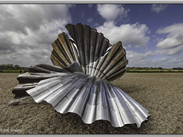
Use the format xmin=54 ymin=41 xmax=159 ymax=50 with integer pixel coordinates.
xmin=9 ymin=23 xmax=150 ymax=128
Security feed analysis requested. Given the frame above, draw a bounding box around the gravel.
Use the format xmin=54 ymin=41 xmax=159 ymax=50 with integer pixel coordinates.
xmin=0 ymin=73 xmax=183 ymax=134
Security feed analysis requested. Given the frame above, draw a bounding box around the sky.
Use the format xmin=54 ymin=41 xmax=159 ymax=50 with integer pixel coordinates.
xmin=0 ymin=4 xmax=183 ymax=68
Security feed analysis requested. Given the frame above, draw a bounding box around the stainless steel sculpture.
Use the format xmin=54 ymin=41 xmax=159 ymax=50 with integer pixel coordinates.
xmin=9 ymin=23 xmax=150 ymax=128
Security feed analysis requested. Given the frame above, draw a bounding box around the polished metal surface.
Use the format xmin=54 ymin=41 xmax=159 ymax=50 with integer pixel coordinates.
xmin=11 ymin=23 xmax=150 ymax=128
xmin=25 ymin=71 xmax=150 ymax=128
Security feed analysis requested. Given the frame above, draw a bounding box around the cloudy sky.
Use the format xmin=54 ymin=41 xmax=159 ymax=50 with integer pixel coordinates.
xmin=0 ymin=4 xmax=183 ymax=68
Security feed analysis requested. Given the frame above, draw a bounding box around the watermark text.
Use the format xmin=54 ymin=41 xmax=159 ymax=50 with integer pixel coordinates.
xmin=0 ymin=129 xmax=21 ymax=133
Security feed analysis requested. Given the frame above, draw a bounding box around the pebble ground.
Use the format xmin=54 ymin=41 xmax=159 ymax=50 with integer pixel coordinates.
xmin=0 ymin=73 xmax=183 ymax=134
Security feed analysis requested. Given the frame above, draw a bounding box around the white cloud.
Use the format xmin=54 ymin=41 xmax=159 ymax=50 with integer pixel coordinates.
xmin=156 ymin=23 xmax=183 ymax=55
xmin=138 ymin=56 xmax=183 ymax=68
xmin=97 ymin=4 xmax=130 ymax=21
xmin=125 ymin=49 xmax=183 ymax=68
xmin=172 ymin=56 xmax=183 ymax=67
xmin=126 ymin=44 xmax=131 ymax=49
xmin=156 ymin=37 xmax=182 ymax=49
xmin=94 ymin=23 xmax=99 ymax=26
xmin=87 ymin=17 xmax=93 ymax=23
xmin=126 ymin=50 xmax=157 ymax=62
xmin=88 ymin=4 xmax=92 ymax=8
xmin=0 ymin=4 xmax=73 ymax=67
xmin=126 ymin=49 xmax=183 ymax=68
xmin=166 ymin=45 xmax=183 ymax=55
xmin=127 ymin=50 xmax=147 ymax=61
xmin=125 ymin=50 xmax=178 ymax=68
xmin=155 ymin=45 xmax=183 ymax=56
xmin=81 ymin=11 xmax=84 ymax=17
xmin=96 ymin=21 xmax=150 ymax=47
xmin=155 ymin=57 xmax=170 ymax=62
xmin=0 ymin=4 xmax=72 ymax=34
xmin=151 ymin=4 xmax=168 ymax=13
xmin=127 ymin=53 xmax=172 ymax=68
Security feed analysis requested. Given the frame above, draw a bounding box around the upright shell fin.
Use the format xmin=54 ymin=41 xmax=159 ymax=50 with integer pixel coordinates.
xmin=51 ymin=23 xmax=128 ymax=81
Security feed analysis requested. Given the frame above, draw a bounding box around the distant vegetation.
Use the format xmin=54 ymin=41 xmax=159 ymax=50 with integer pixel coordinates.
xmin=0 ymin=64 xmax=183 ymax=73
xmin=126 ymin=67 xmax=183 ymax=73
xmin=0 ymin=64 xmax=29 ymax=73
xmin=172 ymin=67 xmax=183 ymax=70
xmin=1 ymin=70 xmax=26 ymax=73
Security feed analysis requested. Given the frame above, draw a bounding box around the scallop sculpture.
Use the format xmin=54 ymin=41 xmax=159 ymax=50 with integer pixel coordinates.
xmin=10 ymin=23 xmax=150 ymax=128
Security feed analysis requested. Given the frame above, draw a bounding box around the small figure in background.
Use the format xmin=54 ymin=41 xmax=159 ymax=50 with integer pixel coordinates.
xmin=20 ymin=70 xmax=22 ymax=74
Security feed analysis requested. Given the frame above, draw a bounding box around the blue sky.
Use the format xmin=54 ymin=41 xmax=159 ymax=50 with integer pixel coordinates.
xmin=0 ymin=4 xmax=183 ymax=68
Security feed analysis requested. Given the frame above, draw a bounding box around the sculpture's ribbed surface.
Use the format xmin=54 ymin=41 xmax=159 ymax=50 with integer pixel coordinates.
xmin=11 ymin=23 xmax=150 ymax=128
xmin=25 ymin=62 xmax=150 ymax=128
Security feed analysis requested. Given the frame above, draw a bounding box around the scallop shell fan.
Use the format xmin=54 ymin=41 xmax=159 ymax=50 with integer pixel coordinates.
xmin=12 ymin=23 xmax=150 ymax=128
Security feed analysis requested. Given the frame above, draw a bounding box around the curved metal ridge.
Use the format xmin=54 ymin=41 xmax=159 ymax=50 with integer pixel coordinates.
xmin=26 ymin=70 xmax=150 ymax=128
xmin=10 ymin=23 xmax=150 ymax=128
